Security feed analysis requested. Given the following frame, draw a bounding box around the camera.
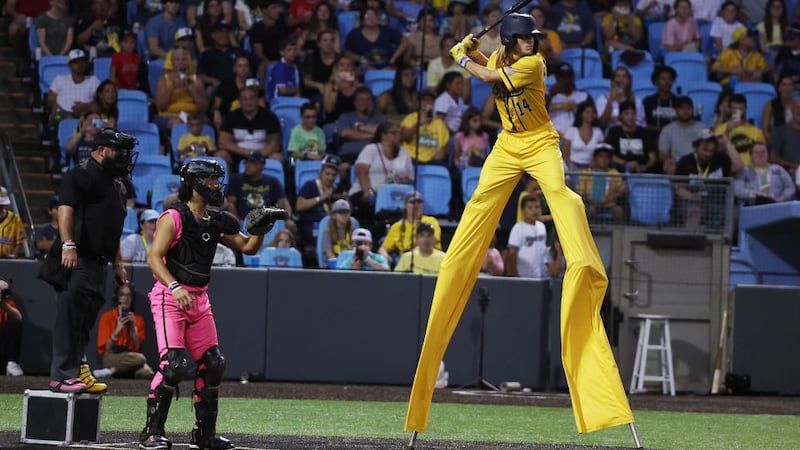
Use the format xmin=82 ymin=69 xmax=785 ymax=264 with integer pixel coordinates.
xmin=356 ymin=248 xmax=368 ymax=261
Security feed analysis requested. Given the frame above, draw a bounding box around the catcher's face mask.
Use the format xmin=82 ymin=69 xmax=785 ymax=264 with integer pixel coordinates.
xmin=194 ymin=175 xmax=225 ymax=207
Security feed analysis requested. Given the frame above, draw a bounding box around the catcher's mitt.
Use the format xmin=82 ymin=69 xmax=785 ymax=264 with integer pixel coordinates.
xmin=245 ymin=206 xmax=289 ymax=235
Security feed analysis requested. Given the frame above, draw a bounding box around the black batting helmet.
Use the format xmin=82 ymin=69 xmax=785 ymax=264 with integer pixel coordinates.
xmin=500 ymin=13 xmax=543 ymax=47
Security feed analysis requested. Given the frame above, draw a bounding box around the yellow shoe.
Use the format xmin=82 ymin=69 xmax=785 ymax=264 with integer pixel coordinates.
xmin=79 ymin=364 xmax=108 ymax=394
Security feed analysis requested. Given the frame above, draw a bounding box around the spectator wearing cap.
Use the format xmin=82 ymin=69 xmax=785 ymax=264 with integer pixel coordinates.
xmin=0 ymin=187 xmax=27 ymax=258
xmin=713 ymin=93 xmax=766 ymax=166
xmin=601 ymin=0 xmax=644 ymax=59
xmin=712 ymin=25 xmax=767 ymax=86
xmin=34 ymin=0 xmax=73 ymax=57
xmin=393 ymin=222 xmax=446 ymax=274
xmin=775 ymin=22 xmax=800 ymax=79
xmin=120 ymin=209 xmax=160 ymax=263
xmin=643 ymin=66 xmax=679 ymax=137
xmin=661 ymin=0 xmax=701 ymax=53
xmin=288 ymin=103 xmax=327 ymax=161
xmin=47 ymin=49 xmax=100 ymax=123
xmin=226 ymin=151 xmax=297 ymax=234
xmin=604 ymin=100 xmax=659 ymax=173
xmin=529 ymin=6 xmax=562 ymax=71
xmin=34 ymin=196 xmax=61 ymax=257
xmin=198 ymin=21 xmax=257 ymax=90
xmin=561 ymin=100 xmax=604 ymax=169
xmin=164 ymin=27 xmax=198 ymax=75
xmin=154 ymin=47 xmax=209 ymax=133
xmin=296 ymin=155 xmax=342 ymax=258
xmin=426 ymin=34 xmax=472 ymax=96
xmin=250 ymin=0 xmax=291 ymax=72
xmin=575 ymin=144 xmax=626 ymax=223
xmin=658 ymin=96 xmax=707 ymax=174
xmin=110 ymin=30 xmax=141 ymax=91
xmin=546 ymin=62 xmax=589 ymax=135
xmin=217 ymin=85 xmax=283 ymax=164
xmin=399 ymin=90 xmax=450 ymax=165
xmin=336 ymin=228 xmax=390 ymax=271
xmin=378 ymin=191 xmax=442 ymax=264
xmin=266 ymin=37 xmax=302 ymax=100
xmin=74 ymin=0 xmax=124 ymax=57
xmin=145 ymin=0 xmax=187 ymax=60
xmin=320 ymin=199 xmax=358 ymax=264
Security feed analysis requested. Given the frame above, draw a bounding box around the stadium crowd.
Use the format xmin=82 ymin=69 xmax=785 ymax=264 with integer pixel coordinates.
xmin=7 ymin=0 xmax=800 ymax=273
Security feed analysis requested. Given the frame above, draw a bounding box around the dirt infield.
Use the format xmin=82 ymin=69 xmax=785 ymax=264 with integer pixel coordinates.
xmin=2 ymin=376 xmax=798 ymax=449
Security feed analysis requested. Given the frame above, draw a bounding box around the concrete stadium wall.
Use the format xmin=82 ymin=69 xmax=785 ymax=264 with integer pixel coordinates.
xmin=1 ymin=260 xmax=553 ymax=389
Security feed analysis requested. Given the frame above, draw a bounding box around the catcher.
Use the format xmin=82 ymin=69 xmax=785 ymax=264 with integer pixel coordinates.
xmin=139 ymin=159 xmax=286 ymax=450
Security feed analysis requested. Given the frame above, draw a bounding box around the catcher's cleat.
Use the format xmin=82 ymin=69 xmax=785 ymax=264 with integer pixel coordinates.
xmin=139 ymin=434 xmax=172 ymax=449
xmin=79 ymin=364 xmax=108 ymax=393
xmin=189 ymin=427 xmax=235 ymax=450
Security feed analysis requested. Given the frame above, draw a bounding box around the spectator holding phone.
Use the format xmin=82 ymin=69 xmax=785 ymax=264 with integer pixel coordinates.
xmin=336 ymin=228 xmax=390 ymax=271
xmin=95 ymin=282 xmax=154 ymax=379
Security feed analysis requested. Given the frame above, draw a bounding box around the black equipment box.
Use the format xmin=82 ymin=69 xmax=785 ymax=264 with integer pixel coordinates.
xmin=21 ymin=389 xmax=102 ymax=445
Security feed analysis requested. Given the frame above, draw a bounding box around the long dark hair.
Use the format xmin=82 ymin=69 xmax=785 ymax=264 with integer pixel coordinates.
xmin=373 ymin=121 xmax=396 ymax=143
xmin=94 ymin=80 xmax=119 ymax=120
xmin=765 ymin=0 xmax=788 ymax=43
xmin=436 ymin=71 xmax=463 ymax=97
xmin=390 ymin=65 xmax=417 ymax=115
xmin=306 ymin=2 xmax=339 ymax=36
xmin=573 ymin=99 xmax=598 ymax=127
xmin=458 ymin=106 xmax=481 ymax=135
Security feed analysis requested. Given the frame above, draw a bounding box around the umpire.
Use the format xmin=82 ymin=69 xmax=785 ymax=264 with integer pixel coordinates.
xmin=50 ymin=128 xmax=137 ymax=394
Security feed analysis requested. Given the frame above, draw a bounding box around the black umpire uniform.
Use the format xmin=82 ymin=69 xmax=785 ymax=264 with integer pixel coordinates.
xmin=50 ymin=128 xmax=137 ymax=386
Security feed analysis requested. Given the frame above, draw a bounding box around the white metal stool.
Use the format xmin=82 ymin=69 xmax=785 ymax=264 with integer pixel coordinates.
xmin=629 ymin=314 xmax=676 ymax=396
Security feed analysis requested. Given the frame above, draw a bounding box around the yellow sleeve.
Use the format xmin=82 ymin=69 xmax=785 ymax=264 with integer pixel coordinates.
xmin=498 ymin=53 xmax=544 ymax=92
xmin=201 ymin=135 xmax=216 ymax=151
xmin=382 ymin=222 xmax=400 ymax=251
xmin=177 ymin=134 xmax=193 ymax=150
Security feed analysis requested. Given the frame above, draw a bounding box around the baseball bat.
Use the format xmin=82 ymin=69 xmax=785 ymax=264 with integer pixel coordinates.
xmin=472 ymin=0 xmax=535 ymax=39
xmin=710 ymin=309 xmax=728 ymax=394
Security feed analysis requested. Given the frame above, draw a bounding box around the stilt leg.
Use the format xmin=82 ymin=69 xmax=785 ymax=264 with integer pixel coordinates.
xmin=630 ymin=423 xmax=643 ymax=448
xmin=406 ymin=431 xmax=418 ymax=449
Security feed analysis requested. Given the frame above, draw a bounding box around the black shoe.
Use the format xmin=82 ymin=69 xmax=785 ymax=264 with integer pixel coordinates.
xmin=139 ymin=434 xmax=172 ymax=449
xmin=189 ymin=428 xmax=235 ymax=450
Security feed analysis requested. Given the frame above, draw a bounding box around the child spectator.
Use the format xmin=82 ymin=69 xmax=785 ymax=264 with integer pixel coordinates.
xmin=481 ymin=233 xmax=505 ymax=276
xmin=0 ymin=187 xmax=27 ymax=258
xmin=434 ymin=71 xmax=466 ymax=133
xmin=268 ymin=229 xmax=297 ymax=248
xmin=177 ymin=112 xmax=216 ymax=163
xmin=288 ymin=103 xmax=327 ymax=161
xmin=453 ymin=106 xmax=489 ymax=170
xmin=575 ymin=144 xmax=626 ymax=223
xmin=710 ymin=1 xmax=743 ymax=55
xmin=110 ymin=30 xmax=141 ymax=90
xmin=34 ymin=196 xmax=60 ymax=258
xmin=506 ymin=195 xmax=551 ymax=279
xmin=267 ymin=38 xmax=301 ymax=100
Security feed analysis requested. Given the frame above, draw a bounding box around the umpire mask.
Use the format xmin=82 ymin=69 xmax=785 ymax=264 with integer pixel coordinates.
xmin=96 ymin=128 xmax=138 ymax=176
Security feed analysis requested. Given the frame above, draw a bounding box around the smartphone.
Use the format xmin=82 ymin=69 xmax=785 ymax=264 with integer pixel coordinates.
xmin=92 ymin=118 xmax=105 ymax=128
xmin=731 ymin=110 xmax=742 ymax=121
xmin=120 ymin=308 xmax=129 ymax=317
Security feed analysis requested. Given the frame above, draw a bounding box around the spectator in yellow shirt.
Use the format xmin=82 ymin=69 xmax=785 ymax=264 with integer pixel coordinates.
xmin=399 ymin=90 xmax=451 ymax=165
xmin=713 ymin=93 xmax=766 ymax=165
xmin=176 ymin=112 xmax=217 ymax=163
xmin=378 ymin=191 xmax=442 ymax=264
xmin=712 ymin=25 xmax=767 ymax=87
xmin=394 ymin=222 xmax=446 ymax=274
xmin=0 ymin=187 xmax=27 ymax=258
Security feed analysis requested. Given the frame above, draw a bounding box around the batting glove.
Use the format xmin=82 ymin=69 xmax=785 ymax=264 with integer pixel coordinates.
xmin=461 ymin=33 xmax=480 ymax=56
xmin=449 ymin=42 xmax=470 ymax=68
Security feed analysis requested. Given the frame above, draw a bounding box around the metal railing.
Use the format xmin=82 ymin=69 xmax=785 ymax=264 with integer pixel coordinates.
xmin=0 ymin=131 xmax=35 ymax=258
xmin=564 ymin=171 xmax=735 ymax=238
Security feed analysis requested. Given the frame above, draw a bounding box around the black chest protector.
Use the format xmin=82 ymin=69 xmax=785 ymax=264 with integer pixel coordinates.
xmin=165 ymin=203 xmax=240 ymax=287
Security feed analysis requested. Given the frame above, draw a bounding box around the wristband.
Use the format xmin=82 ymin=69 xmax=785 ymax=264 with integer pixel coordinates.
xmin=457 ymin=56 xmax=470 ymax=68
xmin=168 ymin=281 xmax=182 ymax=293
xmin=62 ymin=240 xmax=76 ymax=250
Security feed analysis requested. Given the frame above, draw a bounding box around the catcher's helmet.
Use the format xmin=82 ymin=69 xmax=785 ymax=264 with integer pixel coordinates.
xmin=180 ymin=159 xmax=226 ymax=206
xmin=500 ymin=13 xmax=543 ymax=47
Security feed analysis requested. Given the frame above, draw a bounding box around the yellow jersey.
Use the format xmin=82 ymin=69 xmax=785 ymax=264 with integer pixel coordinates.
xmin=487 ymin=52 xmax=553 ymax=134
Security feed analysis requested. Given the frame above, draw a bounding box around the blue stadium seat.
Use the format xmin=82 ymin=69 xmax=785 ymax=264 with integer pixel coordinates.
xmin=170 ymin=122 xmax=217 ymax=168
xmin=28 ymin=25 xmax=38 ymax=62
xmin=664 ymin=52 xmax=708 ymax=91
xmin=118 ymin=121 xmax=160 ymax=155
xmin=117 ymin=89 xmax=149 ymax=124
xmin=545 ymin=75 xmax=556 ymax=93
xmin=93 ymin=57 xmax=112 ymax=82
xmin=364 ymin=70 xmax=395 ymax=97
xmin=575 ymin=77 xmax=611 ymax=102
xmin=57 ymin=118 xmax=80 ymax=168
xmin=121 ymin=206 xmax=139 ymax=239
xmin=734 ymin=82 xmax=777 ymax=125
xmin=130 ymin=154 xmax=172 ymax=206
xmin=374 ymin=184 xmax=415 ymax=219
xmin=683 ymin=82 xmax=723 ymax=125
xmin=416 ymin=165 xmax=452 ymax=217
xmin=338 ymin=11 xmax=360 ymax=48
xmin=315 ymin=215 xmax=360 ymax=268
xmin=39 ymin=56 xmax=70 ymax=98
xmin=647 ymin=21 xmax=667 ymax=62
xmin=270 ymin=96 xmax=309 ymax=109
xmin=461 ymin=167 xmax=481 ymax=204
xmin=258 ymin=246 xmax=303 ymax=268
xmin=276 ymin=112 xmax=299 ymax=159
xmin=633 ymin=84 xmax=656 ymax=99
xmin=147 ymin=58 xmax=165 ymax=95
xmin=611 ymin=50 xmax=655 ymax=84
xmin=699 ymin=22 xmax=715 ymax=58
xmin=294 ymin=160 xmax=322 ymax=191
xmin=151 ymin=174 xmax=180 ymax=212
xmin=560 ymin=48 xmax=603 ymax=79
xmin=261 ymin=219 xmax=285 ymax=245
xmin=471 ymin=77 xmax=492 ymax=109
xmin=627 ymin=176 xmax=673 ymax=226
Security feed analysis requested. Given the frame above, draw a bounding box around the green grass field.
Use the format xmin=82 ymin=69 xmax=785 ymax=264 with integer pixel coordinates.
xmin=1 ymin=394 xmax=797 ymax=449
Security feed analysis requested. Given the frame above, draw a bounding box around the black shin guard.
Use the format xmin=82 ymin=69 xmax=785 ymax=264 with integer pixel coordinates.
xmin=141 ymin=385 xmax=174 ymax=440
xmin=191 ymin=388 xmax=233 ymax=450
